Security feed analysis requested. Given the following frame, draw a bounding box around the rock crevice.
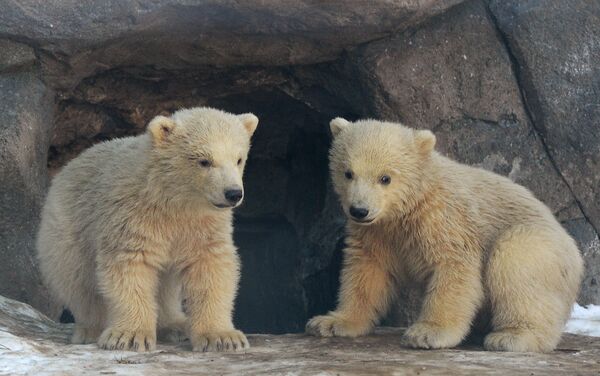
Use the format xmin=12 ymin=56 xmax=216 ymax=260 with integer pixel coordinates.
xmin=486 ymin=0 xmax=600 ymax=241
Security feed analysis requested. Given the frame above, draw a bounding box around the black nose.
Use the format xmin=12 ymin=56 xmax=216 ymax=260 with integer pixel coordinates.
xmin=349 ymin=206 xmax=369 ymax=220
xmin=224 ymin=189 xmax=243 ymax=204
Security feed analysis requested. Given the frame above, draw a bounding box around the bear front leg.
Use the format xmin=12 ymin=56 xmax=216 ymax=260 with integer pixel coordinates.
xmin=181 ymin=245 xmax=249 ymax=352
xmin=96 ymin=252 xmax=160 ymax=352
xmin=403 ymin=262 xmax=483 ymax=349
xmin=306 ymin=246 xmax=395 ymax=337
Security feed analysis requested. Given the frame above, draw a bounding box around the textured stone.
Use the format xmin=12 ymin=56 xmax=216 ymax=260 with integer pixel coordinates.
xmin=564 ymin=219 xmax=600 ymax=305
xmin=0 ymin=0 xmax=463 ymax=90
xmin=0 ymin=40 xmax=36 ymax=72
xmin=0 ymin=71 xmax=57 ymax=317
xmin=2 ymin=295 xmax=600 ymax=376
xmin=489 ymin=0 xmax=600 ymax=246
xmin=347 ymin=0 xmax=574 ymax=217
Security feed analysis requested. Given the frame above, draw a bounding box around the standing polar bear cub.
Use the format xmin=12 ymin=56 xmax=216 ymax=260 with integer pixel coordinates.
xmin=37 ymin=107 xmax=258 ymax=352
xmin=307 ymin=118 xmax=583 ymax=352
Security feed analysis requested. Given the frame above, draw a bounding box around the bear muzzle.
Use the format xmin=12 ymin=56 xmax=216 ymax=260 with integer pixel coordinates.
xmin=212 ymin=187 xmax=244 ymax=209
xmin=224 ymin=189 xmax=243 ymax=205
xmin=349 ymin=206 xmax=375 ymax=224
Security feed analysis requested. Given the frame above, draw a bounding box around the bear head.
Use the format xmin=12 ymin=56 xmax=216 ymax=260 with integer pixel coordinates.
xmin=328 ymin=117 xmax=436 ymax=225
xmin=147 ymin=107 xmax=258 ymax=210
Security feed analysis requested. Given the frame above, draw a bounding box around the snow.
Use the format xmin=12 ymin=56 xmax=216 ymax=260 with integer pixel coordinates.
xmin=564 ymin=303 xmax=600 ymax=337
xmin=0 ymin=295 xmax=599 ymax=375
xmin=0 ymin=331 xmax=38 ymax=353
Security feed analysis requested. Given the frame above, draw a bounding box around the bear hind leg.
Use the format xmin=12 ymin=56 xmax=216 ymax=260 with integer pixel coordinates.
xmin=39 ymin=231 xmax=106 ymax=345
xmin=484 ymin=225 xmax=580 ymax=352
xmin=70 ymin=293 xmax=106 ymax=344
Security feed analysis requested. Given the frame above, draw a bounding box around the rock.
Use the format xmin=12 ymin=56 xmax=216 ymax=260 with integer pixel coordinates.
xmin=48 ymin=103 xmax=124 ymax=176
xmin=564 ymin=219 xmax=600 ymax=305
xmin=0 ymin=71 xmax=58 ymax=317
xmin=0 ymin=40 xmax=36 ymax=72
xmin=489 ymin=0 xmax=600 ymax=247
xmin=1 ymin=295 xmax=599 ymax=375
xmin=0 ymin=0 xmax=463 ymax=90
xmin=346 ymin=0 xmax=575 ymax=218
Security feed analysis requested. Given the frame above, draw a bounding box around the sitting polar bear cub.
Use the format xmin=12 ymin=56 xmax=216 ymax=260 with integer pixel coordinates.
xmin=307 ymin=117 xmax=583 ymax=353
xmin=37 ymin=107 xmax=258 ymax=352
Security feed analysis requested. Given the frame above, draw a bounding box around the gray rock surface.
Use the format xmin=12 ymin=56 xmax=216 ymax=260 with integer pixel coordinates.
xmin=0 ymin=70 xmax=58 ymax=317
xmin=565 ymin=219 xmax=600 ymax=306
xmin=0 ymin=0 xmax=463 ymax=89
xmin=345 ymin=0 xmax=580 ymax=220
xmin=0 ymin=40 xmax=36 ymax=72
xmin=489 ymin=0 xmax=600 ymax=233
xmin=1 ymin=295 xmax=600 ymax=376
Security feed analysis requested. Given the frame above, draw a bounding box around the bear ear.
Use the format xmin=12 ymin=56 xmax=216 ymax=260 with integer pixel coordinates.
xmin=147 ymin=115 xmax=176 ymax=145
xmin=329 ymin=117 xmax=351 ymax=138
xmin=238 ymin=113 xmax=259 ymax=137
xmin=414 ymin=129 xmax=436 ymax=154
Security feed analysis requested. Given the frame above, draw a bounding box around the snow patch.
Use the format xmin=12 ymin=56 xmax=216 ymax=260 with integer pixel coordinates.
xmin=0 ymin=331 xmax=39 ymax=353
xmin=565 ymin=303 xmax=600 ymax=337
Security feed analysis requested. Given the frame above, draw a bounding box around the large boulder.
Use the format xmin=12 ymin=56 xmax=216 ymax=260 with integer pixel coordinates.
xmin=0 ymin=67 xmax=57 ymax=316
xmin=0 ymin=0 xmax=463 ymax=90
xmin=345 ymin=0 xmax=575 ymax=218
xmin=0 ymin=40 xmax=36 ymax=72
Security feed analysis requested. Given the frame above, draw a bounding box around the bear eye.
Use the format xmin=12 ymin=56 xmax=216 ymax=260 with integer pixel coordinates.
xmin=379 ymin=175 xmax=391 ymax=185
xmin=198 ymin=159 xmax=212 ymax=168
xmin=237 ymin=158 xmax=243 ymax=166
xmin=344 ymin=170 xmax=353 ymax=180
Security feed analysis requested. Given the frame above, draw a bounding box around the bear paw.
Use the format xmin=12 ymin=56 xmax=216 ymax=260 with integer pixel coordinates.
xmin=306 ymin=314 xmax=371 ymax=337
xmin=97 ymin=327 xmax=156 ymax=352
xmin=191 ymin=329 xmax=249 ymax=352
xmin=484 ymin=329 xmax=546 ymax=352
xmin=71 ymin=325 xmax=102 ymax=344
xmin=402 ymin=322 xmax=464 ymax=349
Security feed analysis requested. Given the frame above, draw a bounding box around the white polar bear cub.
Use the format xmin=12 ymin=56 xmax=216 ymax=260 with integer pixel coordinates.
xmin=37 ymin=107 xmax=258 ymax=352
xmin=307 ymin=117 xmax=583 ymax=353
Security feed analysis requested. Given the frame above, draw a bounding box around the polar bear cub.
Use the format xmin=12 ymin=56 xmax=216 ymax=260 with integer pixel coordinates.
xmin=37 ymin=107 xmax=258 ymax=352
xmin=307 ymin=117 xmax=583 ymax=352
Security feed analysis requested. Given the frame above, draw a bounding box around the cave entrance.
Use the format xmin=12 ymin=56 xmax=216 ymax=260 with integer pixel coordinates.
xmin=49 ymin=65 xmax=356 ymax=333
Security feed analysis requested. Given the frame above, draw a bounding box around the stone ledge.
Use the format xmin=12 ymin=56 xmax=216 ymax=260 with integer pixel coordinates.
xmin=0 ymin=40 xmax=36 ymax=73
xmin=0 ymin=0 xmax=464 ymax=89
xmin=1 ymin=296 xmax=599 ymax=375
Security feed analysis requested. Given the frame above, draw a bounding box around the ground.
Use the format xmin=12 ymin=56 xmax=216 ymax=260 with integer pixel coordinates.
xmin=1 ymin=296 xmax=599 ymax=375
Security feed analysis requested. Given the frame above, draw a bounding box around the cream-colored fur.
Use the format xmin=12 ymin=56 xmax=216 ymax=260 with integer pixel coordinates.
xmin=37 ymin=107 xmax=258 ymax=352
xmin=306 ymin=118 xmax=584 ymax=353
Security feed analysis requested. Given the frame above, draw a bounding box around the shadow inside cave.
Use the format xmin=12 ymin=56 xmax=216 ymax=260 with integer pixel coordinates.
xmin=49 ymin=65 xmax=359 ymax=333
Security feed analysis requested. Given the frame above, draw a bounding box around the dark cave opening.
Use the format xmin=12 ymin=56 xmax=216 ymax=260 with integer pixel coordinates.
xmin=49 ymin=65 xmax=358 ymax=333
